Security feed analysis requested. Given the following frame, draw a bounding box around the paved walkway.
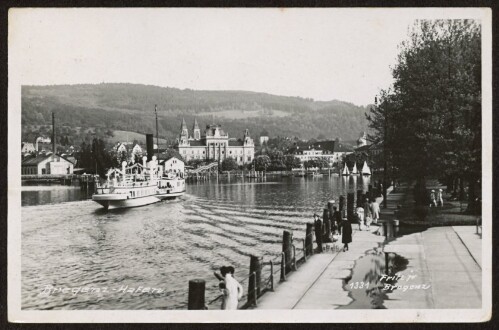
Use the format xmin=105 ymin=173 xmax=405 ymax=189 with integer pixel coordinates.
xmin=254 ymin=186 xmax=482 ymax=310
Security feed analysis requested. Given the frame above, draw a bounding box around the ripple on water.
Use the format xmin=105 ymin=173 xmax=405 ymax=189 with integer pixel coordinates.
xmin=22 ymin=175 xmax=371 ymax=309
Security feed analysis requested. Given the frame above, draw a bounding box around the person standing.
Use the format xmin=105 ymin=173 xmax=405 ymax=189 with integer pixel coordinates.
xmin=437 ymin=188 xmax=444 ymax=207
xmin=341 ymin=218 xmax=352 ymax=252
xmin=356 ymin=205 xmax=364 ymax=231
xmin=219 ymin=266 xmax=243 ymax=310
xmin=314 ymin=213 xmax=323 ymax=253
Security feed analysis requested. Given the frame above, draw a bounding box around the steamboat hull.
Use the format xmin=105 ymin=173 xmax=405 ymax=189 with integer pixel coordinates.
xmin=92 ymin=190 xmax=185 ymax=209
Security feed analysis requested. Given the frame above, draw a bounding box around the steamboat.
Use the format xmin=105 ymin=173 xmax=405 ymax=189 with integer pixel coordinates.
xmin=92 ymin=155 xmax=185 ymax=209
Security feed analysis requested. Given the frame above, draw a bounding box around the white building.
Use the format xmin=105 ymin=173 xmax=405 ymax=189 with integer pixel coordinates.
xmin=161 ymin=156 xmax=185 ymax=176
xmin=21 ymin=154 xmax=74 ymax=175
xmin=287 ymin=140 xmax=353 ymax=167
xmin=259 ymin=136 xmax=269 ymax=145
xmin=175 ymin=119 xmax=255 ymax=165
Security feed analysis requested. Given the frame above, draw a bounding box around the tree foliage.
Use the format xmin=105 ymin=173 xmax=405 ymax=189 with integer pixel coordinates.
xmin=221 ymin=157 xmax=239 ymax=172
xmin=367 ymin=20 xmax=481 ymax=208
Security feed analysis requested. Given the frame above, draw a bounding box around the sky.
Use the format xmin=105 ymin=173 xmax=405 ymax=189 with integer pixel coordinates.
xmin=8 ymin=8 xmax=485 ymax=106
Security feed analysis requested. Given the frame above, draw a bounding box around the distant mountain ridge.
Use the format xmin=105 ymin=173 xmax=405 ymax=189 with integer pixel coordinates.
xmin=21 ymin=83 xmax=371 ymax=145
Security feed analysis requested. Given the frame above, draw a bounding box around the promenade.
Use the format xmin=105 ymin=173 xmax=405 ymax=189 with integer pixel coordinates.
xmin=254 ymin=186 xmax=482 ymax=310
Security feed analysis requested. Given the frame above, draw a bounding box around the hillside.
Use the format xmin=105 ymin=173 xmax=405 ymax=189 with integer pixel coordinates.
xmin=21 ymin=83 xmax=371 ymax=146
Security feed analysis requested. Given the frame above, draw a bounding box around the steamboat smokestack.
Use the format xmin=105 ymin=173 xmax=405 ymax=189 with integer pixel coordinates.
xmin=146 ymin=133 xmax=154 ymax=162
xmin=52 ymin=112 xmax=56 ymax=156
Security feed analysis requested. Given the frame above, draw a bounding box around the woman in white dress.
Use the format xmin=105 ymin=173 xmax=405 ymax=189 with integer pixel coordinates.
xmin=219 ymin=266 xmax=243 ymax=310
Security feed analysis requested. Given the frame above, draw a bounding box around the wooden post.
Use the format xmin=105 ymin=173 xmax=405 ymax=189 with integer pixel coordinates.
xmin=188 ymin=279 xmax=206 ymax=310
xmin=339 ymin=195 xmax=345 ymax=214
xmin=323 ymin=208 xmax=331 ymax=240
xmin=248 ymin=272 xmax=258 ymax=306
xmin=347 ymin=193 xmax=355 ymax=222
xmin=314 ymin=219 xmax=323 ymax=253
xmin=280 ymin=252 xmax=286 ymax=281
xmin=292 ymin=245 xmax=297 ymax=271
xmin=357 ymin=189 xmax=363 ymax=208
xmin=327 ymin=200 xmax=335 ymax=218
xmin=368 ymin=184 xmax=373 ymax=200
xmin=282 ymin=230 xmax=293 ymax=273
xmin=302 ymin=238 xmax=307 ymax=262
xmin=305 ymin=223 xmax=314 ymax=256
xmin=269 ymin=260 xmax=274 ymax=291
xmin=249 ymin=255 xmax=262 ymax=298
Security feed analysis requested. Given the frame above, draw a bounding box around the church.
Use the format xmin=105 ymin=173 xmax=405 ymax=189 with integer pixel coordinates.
xmin=175 ymin=119 xmax=255 ymax=165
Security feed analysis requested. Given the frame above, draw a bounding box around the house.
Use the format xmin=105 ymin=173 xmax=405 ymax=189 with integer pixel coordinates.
xmin=259 ymin=136 xmax=269 ymax=145
xmin=21 ymin=154 xmax=74 ymax=175
xmin=175 ymin=119 xmax=255 ymax=165
xmin=287 ymin=139 xmax=354 ymax=167
xmin=160 ymin=156 xmax=185 ymax=177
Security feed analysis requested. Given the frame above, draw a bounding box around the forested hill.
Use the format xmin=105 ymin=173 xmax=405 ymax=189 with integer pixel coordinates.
xmin=21 ymin=83 xmax=371 ymax=145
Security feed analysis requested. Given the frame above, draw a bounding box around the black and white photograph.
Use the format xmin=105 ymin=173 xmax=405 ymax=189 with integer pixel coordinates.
xmin=8 ymin=7 xmax=492 ymax=323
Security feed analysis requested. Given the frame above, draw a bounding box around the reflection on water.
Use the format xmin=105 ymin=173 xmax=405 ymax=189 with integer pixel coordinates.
xmin=22 ymin=183 xmax=92 ymax=206
xmin=340 ymin=251 xmax=409 ymax=309
xmin=22 ymin=175 xmax=370 ymax=310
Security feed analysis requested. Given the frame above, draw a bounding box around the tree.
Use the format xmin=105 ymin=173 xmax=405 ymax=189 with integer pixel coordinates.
xmin=284 ymin=155 xmax=301 ymax=170
xmin=77 ymin=138 xmax=117 ymax=176
xmin=221 ymin=157 xmax=238 ymax=172
xmin=315 ymin=158 xmax=329 ymax=170
xmin=267 ymin=150 xmax=286 ymax=170
xmin=367 ymin=20 xmax=481 ymax=210
xmin=254 ymin=155 xmax=271 ymax=171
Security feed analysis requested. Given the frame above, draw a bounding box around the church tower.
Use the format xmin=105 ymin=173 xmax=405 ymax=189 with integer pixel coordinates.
xmin=193 ymin=119 xmax=201 ymax=140
xmin=179 ymin=118 xmax=189 ymax=146
xmin=243 ymin=129 xmax=254 ymax=146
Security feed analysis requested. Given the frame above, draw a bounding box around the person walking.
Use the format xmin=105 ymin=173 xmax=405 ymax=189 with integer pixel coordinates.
xmin=371 ymin=199 xmax=380 ymax=223
xmin=314 ymin=213 xmax=323 ymax=253
xmin=341 ymin=218 xmax=352 ymax=252
xmin=429 ymin=190 xmax=437 ymax=207
xmin=218 ymin=266 xmax=243 ymax=310
xmin=437 ymin=188 xmax=444 ymax=207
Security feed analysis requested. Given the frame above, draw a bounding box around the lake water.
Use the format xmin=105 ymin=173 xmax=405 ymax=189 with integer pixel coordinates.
xmin=21 ymin=175 xmax=370 ymax=310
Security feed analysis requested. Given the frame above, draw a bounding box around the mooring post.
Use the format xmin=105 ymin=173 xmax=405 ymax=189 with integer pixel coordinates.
xmin=269 ymin=260 xmax=274 ymax=291
xmin=292 ymin=244 xmax=297 ymax=271
xmin=280 ymin=252 xmax=286 ymax=282
xmin=305 ymin=223 xmax=314 ymax=256
xmin=347 ymin=193 xmax=355 ymax=223
xmin=249 ymin=255 xmax=262 ymax=299
xmin=188 ymin=279 xmax=206 ymax=310
xmin=282 ymin=230 xmax=293 ymax=273
xmin=251 ymin=272 xmax=258 ymax=307
xmin=302 ymin=238 xmax=307 ymax=262
xmin=323 ymin=208 xmax=331 ymax=241
xmin=357 ymin=189 xmax=363 ymax=208
xmin=339 ymin=195 xmax=345 ymax=214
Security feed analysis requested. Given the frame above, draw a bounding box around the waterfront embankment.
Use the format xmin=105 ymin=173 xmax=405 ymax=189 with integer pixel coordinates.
xmin=254 ymin=184 xmax=482 ymax=309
